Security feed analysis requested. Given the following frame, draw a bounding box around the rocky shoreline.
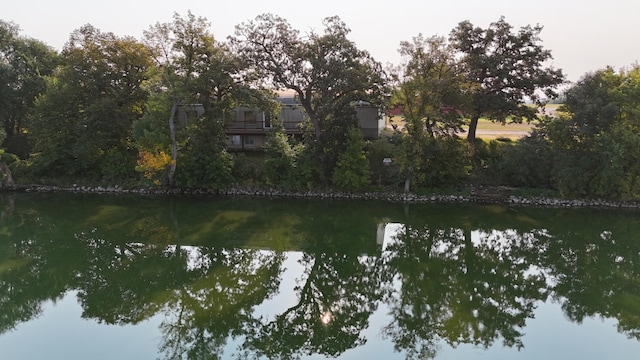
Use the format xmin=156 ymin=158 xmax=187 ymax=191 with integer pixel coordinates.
xmin=5 ymin=183 xmax=640 ymax=210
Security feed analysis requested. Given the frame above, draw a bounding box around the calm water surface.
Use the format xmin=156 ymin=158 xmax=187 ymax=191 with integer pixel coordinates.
xmin=1 ymin=192 xmax=639 ymax=359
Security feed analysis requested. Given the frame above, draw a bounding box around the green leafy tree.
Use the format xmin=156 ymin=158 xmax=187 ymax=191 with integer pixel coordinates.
xmin=393 ymin=34 xmax=466 ymax=138
xmin=315 ymin=101 xmax=363 ymax=183
xmin=332 ymin=127 xmax=370 ymax=190
xmin=141 ymin=11 xmax=272 ymax=187
xmin=263 ymin=124 xmax=298 ymax=188
xmin=231 ymin=14 xmax=387 ymax=142
xmin=555 ymin=66 xmax=624 ymax=142
xmin=30 ymin=25 xmax=151 ymax=180
xmin=538 ymin=66 xmax=640 ymax=198
xmin=390 ymin=35 xmax=471 ymax=192
xmin=142 ymin=11 xmax=208 ymax=186
xmin=0 ymin=20 xmax=58 ymax=158
xmin=174 ymin=116 xmax=235 ymax=188
xmin=449 ymin=17 xmax=565 ymax=142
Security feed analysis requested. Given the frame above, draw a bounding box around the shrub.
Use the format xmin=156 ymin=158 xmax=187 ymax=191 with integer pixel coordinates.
xmin=263 ymin=130 xmax=297 ymax=188
xmin=332 ymin=128 xmax=371 ymax=191
xmin=498 ymin=132 xmax=553 ymax=189
xmin=418 ymin=137 xmax=471 ymax=188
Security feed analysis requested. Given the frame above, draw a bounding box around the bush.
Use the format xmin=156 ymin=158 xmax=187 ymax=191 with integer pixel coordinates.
xmin=367 ymin=139 xmax=400 ymax=187
xmin=488 ymin=129 xmax=553 ymax=189
xmin=232 ymin=153 xmax=263 ymax=186
xmin=418 ymin=137 xmax=471 ymax=188
xmin=100 ymin=147 xmax=138 ymax=182
xmin=176 ymin=150 xmax=234 ymax=189
xmin=263 ymin=130 xmax=297 ymax=188
xmin=332 ymin=128 xmax=371 ymax=191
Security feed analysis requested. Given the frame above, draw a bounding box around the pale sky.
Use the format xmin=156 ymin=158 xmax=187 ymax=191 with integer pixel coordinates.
xmin=4 ymin=0 xmax=639 ymax=82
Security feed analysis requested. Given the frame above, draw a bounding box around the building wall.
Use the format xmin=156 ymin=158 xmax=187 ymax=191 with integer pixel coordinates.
xmin=278 ymin=105 xmax=306 ymax=131
xmin=355 ymin=106 xmax=385 ymax=140
xmin=226 ymin=102 xmax=385 ymax=150
xmin=227 ymin=134 xmax=267 ymax=150
xmin=227 ymin=107 xmax=267 ymax=131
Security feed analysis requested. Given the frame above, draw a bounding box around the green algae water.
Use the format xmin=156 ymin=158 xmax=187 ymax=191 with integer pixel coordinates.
xmin=1 ymin=192 xmax=639 ymax=359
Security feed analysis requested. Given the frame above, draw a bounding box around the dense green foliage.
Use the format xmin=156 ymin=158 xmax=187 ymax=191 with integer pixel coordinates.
xmin=29 ymin=25 xmax=150 ymax=180
xmin=393 ymin=34 xmax=466 ymax=138
xmin=0 ymin=20 xmax=58 ymax=158
xmin=137 ymin=12 xmax=278 ymax=188
xmin=1 ymin=13 xmax=639 ymax=199
xmin=332 ymin=127 xmax=371 ymax=190
xmin=520 ymin=66 xmax=640 ymax=199
xmin=262 ymin=125 xmax=300 ymax=189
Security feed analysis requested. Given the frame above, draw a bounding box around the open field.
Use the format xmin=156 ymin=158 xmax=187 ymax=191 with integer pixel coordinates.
xmin=387 ymin=116 xmax=534 ymax=140
xmin=386 ymin=104 xmax=564 ymax=140
xmin=470 ymin=103 xmax=564 ymax=140
xmin=465 ymin=119 xmax=534 ymax=140
xmin=387 ymin=104 xmax=562 ymax=140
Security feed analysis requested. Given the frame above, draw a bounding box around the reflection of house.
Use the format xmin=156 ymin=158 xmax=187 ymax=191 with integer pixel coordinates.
xmin=177 ymin=96 xmax=386 ymax=151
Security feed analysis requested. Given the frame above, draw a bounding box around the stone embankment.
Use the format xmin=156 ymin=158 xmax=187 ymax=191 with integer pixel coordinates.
xmin=9 ymin=184 xmax=640 ymax=209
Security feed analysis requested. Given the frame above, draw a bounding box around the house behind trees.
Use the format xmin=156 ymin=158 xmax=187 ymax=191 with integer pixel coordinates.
xmin=179 ymin=95 xmax=386 ymax=151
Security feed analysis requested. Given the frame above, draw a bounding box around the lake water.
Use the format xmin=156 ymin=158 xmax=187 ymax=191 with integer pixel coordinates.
xmin=1 ymin=192 xmax=639 ymax=359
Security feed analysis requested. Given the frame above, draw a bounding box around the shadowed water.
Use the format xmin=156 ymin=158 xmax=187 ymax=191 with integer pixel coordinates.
xmin=1 ymin=193 xmax=639 ymax=359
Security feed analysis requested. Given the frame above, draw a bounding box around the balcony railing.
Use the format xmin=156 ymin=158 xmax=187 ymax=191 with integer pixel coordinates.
xmin=226 ymin=120 xmax=303 ymax=134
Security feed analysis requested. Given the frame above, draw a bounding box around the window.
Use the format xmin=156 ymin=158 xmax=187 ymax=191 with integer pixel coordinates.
xmin=244 ymin=136 xmax=255 ymax=146
xmin=244 ymin=110 xmax=257 ymax=124
xmin=230 ymin=135 xmax=241 ymax=146
xmin=264 ymin=113 xmax=272 ymax=128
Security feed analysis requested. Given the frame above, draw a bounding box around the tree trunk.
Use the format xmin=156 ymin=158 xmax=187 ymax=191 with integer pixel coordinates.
xmin=467 ymin=114 xmax=479 ymax=142
xmin=311 ymin=117 xmax=322 ymax=141
xmin=404 ymin=165 xmax=412 ymax=195
xmin=0 ymin=162 xmax=14 ymax=189
xmin=167 ymin=101 xmax=179 ymax=187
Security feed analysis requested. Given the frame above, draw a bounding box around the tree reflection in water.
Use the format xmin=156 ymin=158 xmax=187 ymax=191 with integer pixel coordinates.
xmin=529 ymin=220 xmax=640 ymax=341
xmin=243 ymin=251 xmax=388 ymax=359
xmin=53 ymin=229 xmax=286 ymax=359
xmin=381 ymin=225 xmax=547 ymax=359
xmin=156 ymin=247 xmax=283 ymax=360
xmin=2 ymin=194 xmax=640 ymax=359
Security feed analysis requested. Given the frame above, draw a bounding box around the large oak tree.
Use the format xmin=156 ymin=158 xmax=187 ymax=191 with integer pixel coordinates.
xmin=449 ymin=17 xmax=565 ymax=142
xmin=230 ymin=14 xmax=387 ymax=142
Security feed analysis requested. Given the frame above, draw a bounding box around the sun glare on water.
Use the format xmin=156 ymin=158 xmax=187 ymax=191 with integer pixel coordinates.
xmin=320 ymin=311 xmax=333 ymax=325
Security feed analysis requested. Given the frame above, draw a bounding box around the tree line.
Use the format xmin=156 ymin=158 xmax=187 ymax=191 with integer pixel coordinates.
xmin=1 ymin=12 xmax=639 ymax=199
